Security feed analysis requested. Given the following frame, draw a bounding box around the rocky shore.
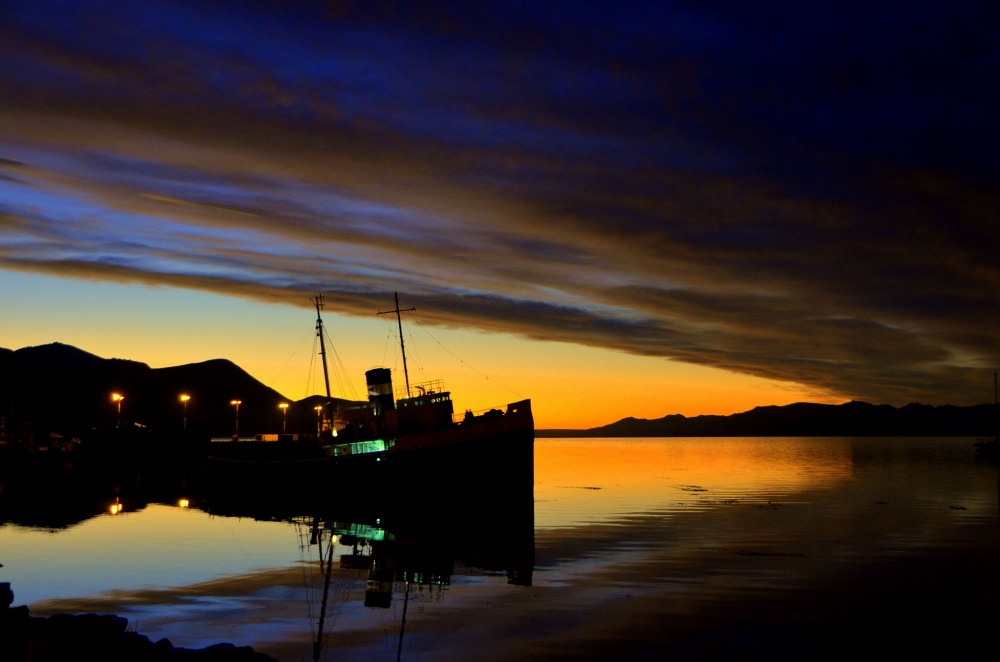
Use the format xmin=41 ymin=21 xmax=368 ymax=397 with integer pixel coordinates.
xmin=1 ymin=583 xmax=276 ymax=662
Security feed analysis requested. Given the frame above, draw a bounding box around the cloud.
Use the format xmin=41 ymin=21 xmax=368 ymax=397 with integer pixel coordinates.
xmin=1 ymin=1 xmax=997 ymax=407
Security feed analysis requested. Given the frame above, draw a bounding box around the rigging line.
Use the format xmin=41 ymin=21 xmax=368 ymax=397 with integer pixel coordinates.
xmin=305 ymin=334 xmax=319 ymax=399
xmin=412 ymin=319 xmax=524 ymax=398
xmin=380 ymin=317 xmax=393 ymax=367
xmin=322 ymin=326 xmax=359 ymax=401
xmin=321 ymin=329 xmax=342 ymax=399
xmin=381 ymin=317 xmax=400 ymax=371
xmin=296 ymin=520 xmax=318 ymax=640
xmin=314 ymin=310 xmax=347 ymax=400
xmin=403 ymin=320 xmax=426 ymax=381
xmin=269 ymin=330 xmax=314 ymax=395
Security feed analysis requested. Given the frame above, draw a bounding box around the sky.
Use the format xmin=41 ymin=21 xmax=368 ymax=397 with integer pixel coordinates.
xmin=1 ymin=1 xmax=997 ymax=429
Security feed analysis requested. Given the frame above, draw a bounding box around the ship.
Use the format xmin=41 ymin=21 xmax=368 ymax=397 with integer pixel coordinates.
xmin=206 ymin=293 xmax=534 ymax=491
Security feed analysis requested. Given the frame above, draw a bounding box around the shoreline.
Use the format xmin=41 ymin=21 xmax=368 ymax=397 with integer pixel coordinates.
xmin=0 ymin=589 xmax=277 ymax=662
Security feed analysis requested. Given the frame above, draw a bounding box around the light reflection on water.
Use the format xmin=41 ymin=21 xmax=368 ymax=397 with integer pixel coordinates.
xmin=534 ymin=437 xmax=855 ymax=527
xmin=1 ymin=436 xmax=998 ymax=661
xmin=2 ymin=505 xmax=304 ymax=604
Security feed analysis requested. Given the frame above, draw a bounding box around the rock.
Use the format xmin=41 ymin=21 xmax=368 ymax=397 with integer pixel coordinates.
xmin=0 ymin=604 xmax=278 ymax=661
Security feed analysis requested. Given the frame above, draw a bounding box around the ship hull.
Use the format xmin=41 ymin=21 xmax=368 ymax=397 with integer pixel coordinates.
xmin=205 ymin=400 xmax=534 ymax=497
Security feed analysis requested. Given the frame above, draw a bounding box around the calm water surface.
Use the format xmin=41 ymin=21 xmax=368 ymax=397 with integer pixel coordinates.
xmin=2 ymin=437 xmax=998 ymax=661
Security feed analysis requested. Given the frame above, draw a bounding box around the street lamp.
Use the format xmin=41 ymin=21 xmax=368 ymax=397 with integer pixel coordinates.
xmin=279 ymin=403 xmax=289 ymax=433
xmin=230 ymin=400 xmax=242 ymax=440
xmin=314 ymin=405 xmax=323 ymax=436
xmin=180 ymin=394 xmax=190 ymax=431
xmin=111 ymin=393 xmax=124 ymax=428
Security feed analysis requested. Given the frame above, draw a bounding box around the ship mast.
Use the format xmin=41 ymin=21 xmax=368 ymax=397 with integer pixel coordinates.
xmin=313 ymin=528 xmax=335 ymax=662
xmin=312 ymin=294 xmax=331 ymax=398
xmin=378 ymin=292 xmax=416 ymax=398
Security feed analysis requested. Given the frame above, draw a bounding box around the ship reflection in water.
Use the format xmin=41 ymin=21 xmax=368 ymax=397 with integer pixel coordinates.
xmin=304 ymin=512 xmax=532 ymax=661
xmin=221 ymin=502 xmax=534 ymax=662
xmin=0 ymin=448 xmax=536 ymax=662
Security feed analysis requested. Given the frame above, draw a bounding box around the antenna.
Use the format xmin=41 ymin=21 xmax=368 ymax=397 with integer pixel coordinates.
xmin=378 ymin=292 xmax=416 ymax=398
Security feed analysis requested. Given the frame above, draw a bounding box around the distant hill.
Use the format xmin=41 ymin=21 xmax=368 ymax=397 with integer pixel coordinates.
xmin=0 ymin=342 xmax=362 ymax=439
xmin=539 ymin=400 xmax=1000 ymax=437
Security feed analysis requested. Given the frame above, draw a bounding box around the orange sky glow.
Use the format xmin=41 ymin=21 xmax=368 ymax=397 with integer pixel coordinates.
xmin=0 ymin=274 xmax=839 ymax=429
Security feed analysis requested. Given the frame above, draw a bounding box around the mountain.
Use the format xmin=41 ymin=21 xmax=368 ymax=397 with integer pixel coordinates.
xmin=0 ymin=342 xmax=360 ymax=439
xmin=539 ymin=400 xmax=1000 ymax=437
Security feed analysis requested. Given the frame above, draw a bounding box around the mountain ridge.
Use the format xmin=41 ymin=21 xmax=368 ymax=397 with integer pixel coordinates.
xmin=0 ymin=342 xmax=360 ymax=439
xmin=540 ymin=399 xmax=999 ymax=437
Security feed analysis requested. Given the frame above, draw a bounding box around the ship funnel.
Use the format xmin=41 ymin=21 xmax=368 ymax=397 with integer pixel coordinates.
xmin=366 ymin=367 xmax=396 ymax=413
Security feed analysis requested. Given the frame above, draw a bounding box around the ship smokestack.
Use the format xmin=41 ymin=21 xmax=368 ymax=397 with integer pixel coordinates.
xmin=365 ymin=368 xmax=396 ymax=414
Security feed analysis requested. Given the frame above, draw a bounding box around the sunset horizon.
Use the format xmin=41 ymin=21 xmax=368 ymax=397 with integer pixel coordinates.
xmin=1 ymin=286 xmax=851 ymax=431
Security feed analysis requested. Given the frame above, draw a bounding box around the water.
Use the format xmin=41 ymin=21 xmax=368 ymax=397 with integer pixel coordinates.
xmin=2 ymin=437 xmax=998 ymax=661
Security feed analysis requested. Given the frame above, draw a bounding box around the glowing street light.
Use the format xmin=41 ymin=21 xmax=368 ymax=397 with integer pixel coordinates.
xmin=180 ymin=394 xmax=191 ymax=431
xmin=314 ymin=405 xmax=323 ymax=436
xmin=111 ymin=393 xmax=124 ymax=428
xmin=230 ymin=400 xmax=242 ymax=439
xmin=279 ymin=402 xmax=289 ymax=433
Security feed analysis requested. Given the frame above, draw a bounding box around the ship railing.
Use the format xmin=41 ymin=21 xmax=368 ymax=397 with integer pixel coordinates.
xmin=454 ymin=405 xmax=507 ymax=425
xmin=395 ymin=378 xmax=445 ymax=400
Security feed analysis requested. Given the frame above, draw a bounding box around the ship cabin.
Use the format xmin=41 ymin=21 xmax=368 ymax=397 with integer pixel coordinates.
xmin=392 ymin=379 xmax=454 ymax=435
xmin=336 ymin=368 xmax=455 ymax=439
